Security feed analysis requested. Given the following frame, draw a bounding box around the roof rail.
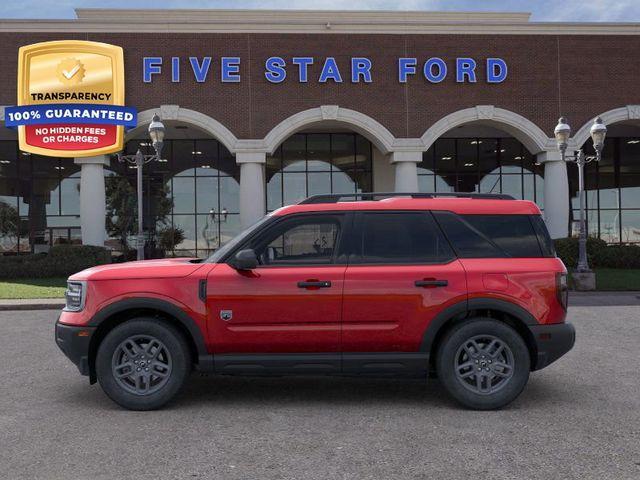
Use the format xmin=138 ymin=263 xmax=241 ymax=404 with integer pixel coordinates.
xmin=298 ymin=192 xmax=515 ymax=204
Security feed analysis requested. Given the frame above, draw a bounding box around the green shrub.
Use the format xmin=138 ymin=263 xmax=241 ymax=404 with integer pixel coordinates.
xmin=554 ymin=237 xmax=640 ymax=269
xmin=0 ymin=245 xmax=111 ymax=279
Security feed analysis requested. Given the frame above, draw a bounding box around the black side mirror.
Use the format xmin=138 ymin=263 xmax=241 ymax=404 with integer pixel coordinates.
xmin=230 ymin=249 xmax=258 ymax=270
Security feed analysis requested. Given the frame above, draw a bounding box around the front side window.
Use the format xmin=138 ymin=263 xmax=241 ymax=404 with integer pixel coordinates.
xmin=358 ymin=212 xmax=454 ymax=264
xmin=254 ymin=216 xmax=342 ymax=266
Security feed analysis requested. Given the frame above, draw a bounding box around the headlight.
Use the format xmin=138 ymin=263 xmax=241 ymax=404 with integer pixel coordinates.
xmin=64 ymin=281 xmax=86 ymax=312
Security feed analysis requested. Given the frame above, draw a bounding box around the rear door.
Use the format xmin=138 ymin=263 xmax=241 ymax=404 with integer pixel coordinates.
xmin=341 ymin=211 xmax=467 ymax=370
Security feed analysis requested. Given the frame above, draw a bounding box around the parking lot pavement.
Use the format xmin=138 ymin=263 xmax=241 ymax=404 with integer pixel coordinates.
xmin=0 ymin=308 xmax=638 ymax=480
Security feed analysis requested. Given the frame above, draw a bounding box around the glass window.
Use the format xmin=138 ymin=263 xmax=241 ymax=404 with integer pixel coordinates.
xmin=257 ymin=217 xmax=341 ymax=266
xmin=359 ymin=212 xmax=454 ymax=264
xmin=462 ymin=215 xmax=544 ymax=257
xmin=621 ymin=210 xmax=640 ymax=243
xmin=266 ymin=133 xmax=373 ymax=211
xmin=434 ymin=212 xmax=506 ymax=258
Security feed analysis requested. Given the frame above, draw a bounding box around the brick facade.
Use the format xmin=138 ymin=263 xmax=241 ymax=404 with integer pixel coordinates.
xmin=0 ymin=31 xmax=638 ymax=140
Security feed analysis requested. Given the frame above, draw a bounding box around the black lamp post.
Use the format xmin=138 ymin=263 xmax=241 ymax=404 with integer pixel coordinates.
xmin=117 ymin=113 xmax=166 ymax=261
xmin=554 ymin=116 xmax=607 ymax=273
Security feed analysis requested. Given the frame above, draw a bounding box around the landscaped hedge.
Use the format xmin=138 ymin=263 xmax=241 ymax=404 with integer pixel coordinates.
xmin=554 ymin=237 xmax=640 ymax=269
xmin=0 ymin=245 xmax=111 ymax=279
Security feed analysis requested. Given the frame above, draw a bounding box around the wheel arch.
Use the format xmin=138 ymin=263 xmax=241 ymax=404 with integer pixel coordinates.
xmin=87 ymin=298 xmax=210 ymax=383
xmin=422 ymin=298 xmax=539 ymax=371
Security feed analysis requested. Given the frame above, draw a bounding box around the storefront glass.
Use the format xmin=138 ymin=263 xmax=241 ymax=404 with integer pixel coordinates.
xmin=570 ymin=137 xmax=640 ymax=244
xmin=115 ymin=139 xmax=241 ymax=257
xmin=418 ymin=137 xmax=544 ymax=209
xmin=266 ymin=133 xmax=373 ymax=211
xmin=0 ymin=140 xmax=81 ymax=254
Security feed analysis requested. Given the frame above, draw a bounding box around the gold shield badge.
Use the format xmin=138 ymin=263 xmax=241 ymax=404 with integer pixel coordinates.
xmin=15 ymin=40 xmax=126 ymax=157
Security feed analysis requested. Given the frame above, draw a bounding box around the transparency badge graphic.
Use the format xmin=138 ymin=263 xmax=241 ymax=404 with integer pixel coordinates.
xmin=5 ymin=40 xmax=136 ymax=157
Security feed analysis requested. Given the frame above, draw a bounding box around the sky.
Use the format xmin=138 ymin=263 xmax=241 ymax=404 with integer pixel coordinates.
xmin=0 ymin=0 xmax=639 ymax=22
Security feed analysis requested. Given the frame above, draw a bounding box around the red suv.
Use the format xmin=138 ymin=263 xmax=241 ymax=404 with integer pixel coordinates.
xmin=55 ymin=193 xmax=574 ymax=410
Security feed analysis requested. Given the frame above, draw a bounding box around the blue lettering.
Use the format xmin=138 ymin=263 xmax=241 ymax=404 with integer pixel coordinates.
xmin=424 ymin=58 xmax=447 ymax=83
xmin=351 ymin=57 xmax=372 ymax=83
xmin=171 ymin=57 xmax=180 ymax=83
xmin=292 ymin=57 xmax=314 ymax=82
xmin=221 ymin=57 xmax=241 ymax=83
xmin=487 ymin=58 xmax=508 ymax=83
xmin=265 ymin=56 xmax=287 ymax=83
xmin=143 ymin=57 xmax=162 ymax=83
xmin=398 ymin=58 xmax=417 ymax=83
xmin=319 ymin=57 xmax=342 ymax=83
xmin=189 ymin=57 xmax=211 ymax=83
xmin=456 ymin=58 xmax=477 ymax=83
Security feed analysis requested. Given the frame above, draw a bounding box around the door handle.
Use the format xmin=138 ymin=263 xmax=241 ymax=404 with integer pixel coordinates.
xmin=415 ymin=279 xmax=448 ymax=288
xmin=297 ymin=280 xmax=332 ymax=289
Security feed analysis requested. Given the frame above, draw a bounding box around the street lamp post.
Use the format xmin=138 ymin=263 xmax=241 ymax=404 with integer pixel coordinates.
xmin=554 ymin=116 xmax=607 ymax=273
xmin=117 ymin=114 xmax=166 ymax=261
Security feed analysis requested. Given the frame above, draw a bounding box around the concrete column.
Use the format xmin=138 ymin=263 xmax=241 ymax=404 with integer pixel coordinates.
xmin=74 ymin=155 xmax=109 ymax=246
xmin=538 ymin=151 xmax=569 ymax=239
xmin=391 ymin=151 xmax=422 ymax=192
xmin=237 ymin=151 xmax=266 ymax=228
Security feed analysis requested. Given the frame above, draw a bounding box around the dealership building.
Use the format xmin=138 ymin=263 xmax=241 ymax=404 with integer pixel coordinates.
xmin=0 ymin=8 xmax=639 ymax=256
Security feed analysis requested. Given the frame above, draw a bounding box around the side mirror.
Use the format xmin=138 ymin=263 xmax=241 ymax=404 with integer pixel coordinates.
xmin=230 ymin=249 xmax=258 ymax=270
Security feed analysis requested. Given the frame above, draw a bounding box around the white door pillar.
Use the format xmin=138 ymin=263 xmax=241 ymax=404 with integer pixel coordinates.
xmin=538 ymin=151 xmax=569 ymax=239
xmin=74 ymin=155 xmax=109 ymax=246
xmin=237 ymin=151 xmax=266 ymax=228
xmin=391 ymin=151 xmax=422 ymax=192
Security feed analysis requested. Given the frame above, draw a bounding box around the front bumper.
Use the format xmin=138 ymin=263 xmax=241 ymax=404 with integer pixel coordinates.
xmin=55 ymin=317 xmax=96 ymax=376
xmin=529 ymin=322 xmax=576 ymax=370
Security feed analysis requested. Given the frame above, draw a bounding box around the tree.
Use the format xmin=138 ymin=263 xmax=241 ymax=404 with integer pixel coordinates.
xmin=104 ymin=176 xmax=173 ymax=253
xmin=0 ymin=201 xmax=20 ymax=252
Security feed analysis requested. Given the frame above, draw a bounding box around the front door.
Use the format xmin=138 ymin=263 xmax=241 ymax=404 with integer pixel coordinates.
xmin=206 ymin=213 xmax=349 ymax=371
xmin=341 ymin=211 xmax=467 ymax=372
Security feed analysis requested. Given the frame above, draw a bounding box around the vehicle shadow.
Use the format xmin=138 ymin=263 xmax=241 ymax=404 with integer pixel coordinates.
xmin=63 ymin=371 xmax=579 ymax=412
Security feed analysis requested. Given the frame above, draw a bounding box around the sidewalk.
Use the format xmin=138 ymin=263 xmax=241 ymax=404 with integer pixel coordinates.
xmin=1 ymin=292 xmax=640 ymax=311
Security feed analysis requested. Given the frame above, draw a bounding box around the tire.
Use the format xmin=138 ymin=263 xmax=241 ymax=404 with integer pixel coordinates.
xmin=96 ymin=317 xmax=192 ymax=410
xmin=436 ymin=318 xmax=530 ymax=410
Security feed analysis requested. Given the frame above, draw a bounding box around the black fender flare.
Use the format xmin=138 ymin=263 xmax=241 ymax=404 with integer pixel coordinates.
xmin=419 ymin=297 xmax=537 ymax=353
xmin=87 ymin=297 xmax=209 ymax=363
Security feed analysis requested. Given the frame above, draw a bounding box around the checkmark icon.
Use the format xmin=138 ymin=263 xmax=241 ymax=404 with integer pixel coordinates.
xmin=62 ymin=64 xmax=80 ymax=79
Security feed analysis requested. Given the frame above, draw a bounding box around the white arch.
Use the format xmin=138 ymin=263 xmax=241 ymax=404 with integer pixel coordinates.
xmin=263 ymin=105 xmax=396 ymax=155
xmin=128 ymin=105 xmax=239 ymax=153
xmin=420 ymin=105 xmax=553 ymax=154
xmin=572 ymin=105 xmax=640 ymax=148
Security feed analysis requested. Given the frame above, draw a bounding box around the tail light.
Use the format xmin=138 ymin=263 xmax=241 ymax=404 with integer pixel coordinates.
xmin=556 ymin=272 xmax=568 ymax=311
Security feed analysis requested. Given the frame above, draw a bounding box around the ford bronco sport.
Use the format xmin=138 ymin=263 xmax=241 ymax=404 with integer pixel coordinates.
xmin=55 ymin=192 xmax=574 ymax=410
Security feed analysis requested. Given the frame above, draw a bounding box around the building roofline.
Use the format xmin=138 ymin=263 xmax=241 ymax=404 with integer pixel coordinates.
xmin=0 ymin=9 xmax=638 ymax=35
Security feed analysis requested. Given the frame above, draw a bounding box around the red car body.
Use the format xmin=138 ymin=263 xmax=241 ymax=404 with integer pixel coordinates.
xmin=56 ymin=194 xmax=574 ymax=409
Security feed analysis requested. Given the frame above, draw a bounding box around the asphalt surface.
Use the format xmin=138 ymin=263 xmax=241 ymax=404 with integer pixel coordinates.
xmin=0 ymin=307 xmax=639 ymax=480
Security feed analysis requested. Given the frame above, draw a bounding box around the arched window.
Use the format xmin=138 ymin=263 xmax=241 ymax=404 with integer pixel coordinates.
xmin=266 ymin=133 xmax=373 ymax=211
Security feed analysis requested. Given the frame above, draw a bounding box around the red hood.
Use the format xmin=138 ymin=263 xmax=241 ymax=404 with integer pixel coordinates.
xmin=69 ymin=258 xmax=207 ymax=281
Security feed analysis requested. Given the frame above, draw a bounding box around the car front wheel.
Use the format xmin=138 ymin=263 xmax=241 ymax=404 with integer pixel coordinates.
xmin=96 ymin=318 xmax=191 ymax=410
xmin=436 ymin=318 xmax=530 ymax=410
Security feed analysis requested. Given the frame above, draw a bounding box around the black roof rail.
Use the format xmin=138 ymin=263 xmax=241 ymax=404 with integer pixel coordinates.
xmin=298 ymin=192 xmax=515 ymax=204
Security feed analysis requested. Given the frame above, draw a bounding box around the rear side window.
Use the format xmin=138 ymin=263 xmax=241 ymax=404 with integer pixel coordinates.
xmin=530 ymin=215 xmax=557 ymax=257
xmin=357 ymin=212 xmax=454 ymax=264
xmin=434 ymin=212 xmax=551 ymax=258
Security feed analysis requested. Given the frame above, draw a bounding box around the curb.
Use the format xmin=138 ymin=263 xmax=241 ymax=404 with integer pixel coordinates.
xmin=0 ymin=301 xmax=64 ymax=311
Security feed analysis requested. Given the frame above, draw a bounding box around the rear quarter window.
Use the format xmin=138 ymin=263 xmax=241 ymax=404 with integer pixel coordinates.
xmin=434 ymin=212 xmax=553 ymax=258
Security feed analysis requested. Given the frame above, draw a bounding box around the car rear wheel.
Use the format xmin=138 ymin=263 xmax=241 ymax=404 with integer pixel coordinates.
xmin=436 ymin=318 xmax=530 ymax=410
xmin=96 ymin=318 xmax=191 ymax=410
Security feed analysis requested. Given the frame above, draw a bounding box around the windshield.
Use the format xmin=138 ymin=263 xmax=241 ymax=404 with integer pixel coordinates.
xmin=205 ymin=215 xmax=272 ymax=263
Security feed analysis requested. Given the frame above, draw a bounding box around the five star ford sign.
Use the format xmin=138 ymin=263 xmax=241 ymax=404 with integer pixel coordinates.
xmin=4 ymin=40 xmax=137 ymax=157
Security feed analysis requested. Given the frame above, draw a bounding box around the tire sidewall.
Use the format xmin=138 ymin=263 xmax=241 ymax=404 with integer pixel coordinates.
xmin=96 ymin=318 xmax=191 ymax=410
xmin=436 ymin=318 xmax=530 ymax=410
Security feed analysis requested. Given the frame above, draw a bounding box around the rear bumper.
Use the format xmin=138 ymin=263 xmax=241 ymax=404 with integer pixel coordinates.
xmin=55 ymin=317 xmax=96 ymax=376
xmin=529 ymin=322 xmax=576 ymax=370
